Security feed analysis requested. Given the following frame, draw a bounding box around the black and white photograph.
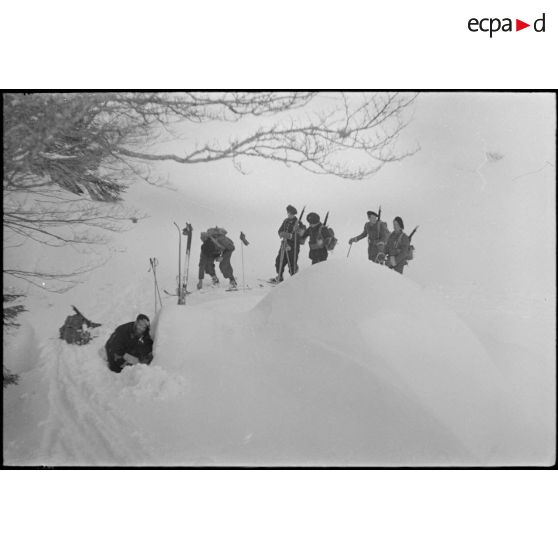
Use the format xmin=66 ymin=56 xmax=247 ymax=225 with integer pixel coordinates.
xmin=3 ymin=91 xmax=555 ymax=468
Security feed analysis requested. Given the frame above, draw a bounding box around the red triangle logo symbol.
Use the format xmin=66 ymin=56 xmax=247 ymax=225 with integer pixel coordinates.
xmin=516 ymin=19 xmax=530 ymax=31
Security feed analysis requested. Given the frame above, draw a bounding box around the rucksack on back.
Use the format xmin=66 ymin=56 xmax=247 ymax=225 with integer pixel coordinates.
xmin=320 ymin=226 xmax=338 ymax=251
xmin=207 ymin=227 xmax=235 ymax=251
xmin=407 ymin=245 xmax=415 ymax=261
xmin=406 ymin=225 xmax=419 ymax=262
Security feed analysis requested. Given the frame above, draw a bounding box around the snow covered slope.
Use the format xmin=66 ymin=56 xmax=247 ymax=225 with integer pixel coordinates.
xmin=5 ymin=258 xmax=552 ymax=466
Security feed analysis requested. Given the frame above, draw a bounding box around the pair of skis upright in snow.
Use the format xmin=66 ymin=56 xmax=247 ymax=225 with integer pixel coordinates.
xmin=173 ymin=221 xmax=193 ymax=305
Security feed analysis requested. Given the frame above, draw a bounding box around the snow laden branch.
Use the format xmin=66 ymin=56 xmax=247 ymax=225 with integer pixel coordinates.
xmin=112 ymin=92 xmax=418 ymax=179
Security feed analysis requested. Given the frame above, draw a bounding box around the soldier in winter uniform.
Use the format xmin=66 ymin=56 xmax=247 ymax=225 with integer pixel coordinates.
xmin=197 ymin=231 xmax=221 ymax=289
xmin=301 ymin=212 xmax=332 ymax=265
xmin=271 ymin=205 xmax=307 ymax=283
xmin=385 ymin=216 xmax=410 ymax=274
xmin=206 ymin=227 xmax=238 ymax=289
xmin=348 ymin=210 xmax=390 ymax=263
xmin=105 ymin=314 xmax=154 ymax=373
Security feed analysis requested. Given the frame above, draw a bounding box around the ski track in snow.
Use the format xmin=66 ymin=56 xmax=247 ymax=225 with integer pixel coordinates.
xmin=37 ymin=340 xmax=154 ymax=466
xmin=32 ymin=279 xmax=160 ymax=466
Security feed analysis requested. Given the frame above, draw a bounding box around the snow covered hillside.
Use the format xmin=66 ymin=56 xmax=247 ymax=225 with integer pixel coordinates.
xmin=4 ymin=258 xmax=554 ymax=466
xmin=3 ymin=92 xmax=555 ymax=467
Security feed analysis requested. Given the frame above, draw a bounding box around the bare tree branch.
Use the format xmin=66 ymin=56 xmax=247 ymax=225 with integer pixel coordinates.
xmin=3 ymin=91 xmax=418 ymax=292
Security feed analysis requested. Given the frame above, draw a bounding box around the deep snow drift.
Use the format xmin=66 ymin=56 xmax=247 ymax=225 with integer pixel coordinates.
xmin=5 ymin=258 xmax=553 ymax=466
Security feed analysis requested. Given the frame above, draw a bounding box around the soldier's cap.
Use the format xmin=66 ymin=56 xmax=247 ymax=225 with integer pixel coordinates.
xmin=286 ymin=205 xmax=297 ymax=215
xmin=394 ymin=216 xmax=404 ymax=229
xmin=367 ymin=211 xmax=378 ymax=218
xmin=136 ymin=314 xmax=150 ymax=324
xmin=306 ymin=212 xmax=320 ymax=224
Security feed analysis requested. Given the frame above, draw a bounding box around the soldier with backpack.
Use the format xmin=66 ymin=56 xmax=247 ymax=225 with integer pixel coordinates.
xmin=301 ymin=212 xmax=334 ymax=265
xmin=197 ymin=231 xmax=222 ymax=289
xmin=206 ymin=226 xmax=238 ymax=289
xmin=348 ymin=209 xmax=390 ymax=263
xmin=270 ymin=205 xmax=307 ymax=283
xmin=385 ymin=216 xmax=410 ymax=274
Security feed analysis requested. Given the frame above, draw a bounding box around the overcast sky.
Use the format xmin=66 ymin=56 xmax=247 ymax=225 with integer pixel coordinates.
xmin=114 ymin=93 xmax=554 ymax=297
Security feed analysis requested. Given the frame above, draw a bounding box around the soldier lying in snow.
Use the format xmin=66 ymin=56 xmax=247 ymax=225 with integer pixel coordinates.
xmin=105 ymin=314 xmax=154 ymax=373
xmin=59 ymin=306 xmax=101 ymax=345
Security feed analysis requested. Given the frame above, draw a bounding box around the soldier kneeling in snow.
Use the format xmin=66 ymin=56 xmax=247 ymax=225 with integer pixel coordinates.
xmin=105 ymin=314 xmax=154 ymax=373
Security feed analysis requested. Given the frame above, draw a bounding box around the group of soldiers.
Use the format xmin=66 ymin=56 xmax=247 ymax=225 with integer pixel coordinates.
xmin=195 ymin=204 xmax=414 ymax=290
xmin=269 ymin=205 xmax=413 ymax=282
xmin=348 ymin=210 xmax=412 ymax=275
xmin=104 ymin=205 xmax=413 ymax=373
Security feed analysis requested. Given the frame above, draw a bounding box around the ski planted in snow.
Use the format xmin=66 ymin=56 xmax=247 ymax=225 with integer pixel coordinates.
xmin=292 ymin=205 xmax=305 ymax=275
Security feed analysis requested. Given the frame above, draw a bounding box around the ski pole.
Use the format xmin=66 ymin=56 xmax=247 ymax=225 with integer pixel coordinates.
xmin=173 ymin=222 xmax=183 ymax=304
xmin=152 ymin=257 xmax=163 ymax=309
xmin=241 ymin=242 xmax=245 ymax=290
xmin=239 ymin=232 xmax=249 ymax=291
xmin=182 ymin=223 xmax=193 ymax=302
xmin=293 ymin=206 xmax=305 ymax=275
xmin=149 ymin=258 xmax=157 ymax=314
xmin=347 ymin=244 xmax=353 ymax=258
xmin=150 ymin=258 xmax=157 ymax=314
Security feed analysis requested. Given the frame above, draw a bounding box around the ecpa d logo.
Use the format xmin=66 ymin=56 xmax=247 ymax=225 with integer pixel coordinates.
xmin=468 ymin=13 xmax=546 ymax=37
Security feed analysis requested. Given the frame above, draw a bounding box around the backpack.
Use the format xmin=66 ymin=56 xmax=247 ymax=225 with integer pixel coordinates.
xmin=220 ymin=235 xmax=235 ymax=251
xmin=59 ymin=306 xmax=101 ymax=345
xmin=406 ymin=226 xmax=419 ymax=262
xmin=320 ymin=225 xmax=338 ymax=251
xmin=407 ymin=245 xmax=415 ymax=261
xmin=207 ymin=227 xmax=235 ymax=251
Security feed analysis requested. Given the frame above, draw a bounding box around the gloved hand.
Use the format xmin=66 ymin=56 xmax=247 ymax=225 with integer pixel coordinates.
xmin=349 ymin=237 xmax=356 ymax=244
xmin=279 ymin=232 xmax=292 ymax=240
xmin=389 ymin=256 xmax=396 ymax=268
